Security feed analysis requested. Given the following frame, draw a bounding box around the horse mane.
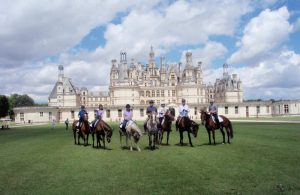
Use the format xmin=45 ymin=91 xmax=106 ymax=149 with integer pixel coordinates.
xmin=127 ymin=121 xmax=142 ymax=136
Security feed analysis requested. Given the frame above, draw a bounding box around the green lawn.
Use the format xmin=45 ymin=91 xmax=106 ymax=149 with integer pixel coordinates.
xmin=0 ymin=122 xmax=299 ymax=194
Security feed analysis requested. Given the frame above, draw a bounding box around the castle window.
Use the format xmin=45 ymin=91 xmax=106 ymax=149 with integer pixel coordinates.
xmin=161 ymin=90 xmax=164 ymax=97
xmin=235 ymin=106 xmax=238 ymax=114
xmin=40 ymin=112 xmax=43 ymax=117
xmin=152 ymin=90 xmax=155 ymax=97
xmin=194 ymin=107 xmax=197 ymax=115
xmin=118 ymin=109 xmax=122 ymax=118
xmin=256 ymin=106 xmax=260 ymax=114
xmin=156 ymin=90 xmax=160 ymax=97
xmin=284 ymin=104 xmax=289 ymax=114
xmin=106 ymin=110 xmax=110 ymax=118
xmin=172 ymin=90 xmax=176 ymax=97
xmin=140 ymin=109 xmax=144 ymax=117
xmin=20 ymin=113 xmax=24 ymax=121
xmin=71 ymin=111 xmax=74 ymax=119
xmin=225 ymin=107 xmax=228 ymax=114
xmin=146 ymin=91 xmax=150 ymax=97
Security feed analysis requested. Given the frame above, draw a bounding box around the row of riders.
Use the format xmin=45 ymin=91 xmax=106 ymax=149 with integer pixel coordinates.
xmin=72 ymin=99 xmax=233 ymax=151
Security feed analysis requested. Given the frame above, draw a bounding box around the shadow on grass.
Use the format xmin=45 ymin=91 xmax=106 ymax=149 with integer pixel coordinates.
xmin=144 ymin=146 xmax=160 ymax=151
xmin=92 ymin=146 xmax=113 ymax=150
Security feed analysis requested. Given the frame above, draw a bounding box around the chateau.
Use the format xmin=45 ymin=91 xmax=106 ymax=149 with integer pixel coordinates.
xmin=14 ymin=47 xmax=300 ymax=123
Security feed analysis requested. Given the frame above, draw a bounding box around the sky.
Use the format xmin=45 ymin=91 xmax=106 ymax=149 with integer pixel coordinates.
xmin=0 ymin=0 xmax=300 ymax=103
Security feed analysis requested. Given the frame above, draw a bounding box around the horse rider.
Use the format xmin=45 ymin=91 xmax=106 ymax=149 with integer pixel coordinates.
xmin=121 ymin=104 xmax=133 ymax=134
xmin=176 ymin=98 xmax=190 ymax=129
xmin=208 ymin=100 xmax=220 ymax=128
xmin=158 ymin=103 xmax=168 ymax=126
xmin=91 ymin=104 xmax=104 ymax=133
xmin=77 ymin=105 xmax=88 ymax=132
xmin=144 ymin=100 xmax=158 ymax=131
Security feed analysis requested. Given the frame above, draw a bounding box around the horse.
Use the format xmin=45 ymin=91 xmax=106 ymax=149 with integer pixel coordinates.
xmin=175 ymin=116 xmax=199 ymax=147
xmin=120 ymin=120 xmax=142 ymax=151
xmin=72 ymin=114 xmax=90 ymax=146
xmin=200 ymin=110 xmax=234 ymax=145
xmin=147 ymin=111 xmax=159 ymax=150
xmin=159 ymin=107 xmax=175 ymax=145
xmin=92 ymin=120 xmax=113 ymax=149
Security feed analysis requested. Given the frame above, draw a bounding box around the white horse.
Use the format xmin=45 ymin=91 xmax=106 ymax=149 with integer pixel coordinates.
xmin=120 ymin=120 xmax=142 ymax=152
xmin=147 ymin=111 xmax=159 ymax=150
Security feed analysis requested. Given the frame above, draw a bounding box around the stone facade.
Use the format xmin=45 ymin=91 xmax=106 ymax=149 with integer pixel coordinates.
xmin=13 ymin=47 xmax=300 ymax=123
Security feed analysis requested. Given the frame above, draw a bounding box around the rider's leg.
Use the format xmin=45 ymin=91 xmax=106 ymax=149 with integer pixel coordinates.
xmin=214 ymin=113 xmax=220 ymax=128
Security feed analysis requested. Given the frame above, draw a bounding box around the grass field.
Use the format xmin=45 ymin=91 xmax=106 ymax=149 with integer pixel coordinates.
xmin=0 ymin=122 xmax=299 ymax=194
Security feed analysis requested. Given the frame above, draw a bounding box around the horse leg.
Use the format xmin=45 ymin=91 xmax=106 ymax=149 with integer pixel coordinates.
xmin=220 ymin=127 xmax=225 ymax=144
xmin=77 ymin=133 xmax=80 ymax=145
xmin=148 ymin=134 xmax=151 ymax=148
xmin=187 ymin=131 xmax=193 ymax=147
xmin=167 ymin=131 xmax=170 ymax=145
xmin=103 ymin=135 xmax=106 ymax=149
xmin=226 ymin=127 xmax=230 ymax=144
xmin=212 ymin=130 xmax=216 ymax=145
xmin=119 ymin=132 xmax=122 ymax=148
xmin=129 ymin=135 xmax=133 ymax=151
xmin=73 ymin=131 xmax=77 ymax=145
xmin=207 ymin=130 xmax=211 ymax=145
xmin=179 ymin=130 xmax=183 ymax=145
xmin=92 ymin=133 xmax=95 ymax=147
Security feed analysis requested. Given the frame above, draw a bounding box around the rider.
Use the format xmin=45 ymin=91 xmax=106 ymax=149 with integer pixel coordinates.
xmin=208 ymin=100 xmax=220 ymax=128
xmin=121 ymin=104 xmax=133 ymax=133
xmin=77 ymin=105 xmax=88 ymax=132
xmin=158 ymin=103 xmax=168 ymax=126
xmin=144 ymin=100 xmax=158 ymax=132
xmin=176 ymin=99 xmax=190 ymax=129
xmin=91 ymin=104 xmax=104 ymax=132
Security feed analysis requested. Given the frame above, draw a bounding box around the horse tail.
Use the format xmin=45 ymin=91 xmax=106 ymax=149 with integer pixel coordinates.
xmin=228 ymin=120 xmax=234 ymax=138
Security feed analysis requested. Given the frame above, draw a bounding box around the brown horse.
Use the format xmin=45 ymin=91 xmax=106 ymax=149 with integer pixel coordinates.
xmin=91 ymin=120 xmax=113 ymax=149
xmin=72 ymin=115 xmax=90 ymax=146
xmin=159 ymin=107 xmax=175 ymax=145
xmin=200 ymin=110 xmax=233 ymax=145
xmin=175 ymin=117 xmax=199 ymax=147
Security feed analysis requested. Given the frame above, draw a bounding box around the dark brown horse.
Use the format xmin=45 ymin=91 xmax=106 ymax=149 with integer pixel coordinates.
xmin=159 ymin=107 xmax=175 ymax=145
xmin=72 ymin=115 xmax=90 ymax=146
xmin=92 ymin=120 xmax=113 ymax=149
xmin=200 ymin=111 xmax=233 ymax=145
xmin=175 ymin=117 xmax=199 ymax=147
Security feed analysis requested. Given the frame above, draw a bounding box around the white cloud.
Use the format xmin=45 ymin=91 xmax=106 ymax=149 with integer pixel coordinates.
xmin=180 ymin=42 xmax=228 ymax=68
xmin=0 ymin=0 xmax=153 ymax=67
xmin=231 ymin=50 xmax=300 ymax=100
xmin=228 ymin=6 xmax=293 ymax=65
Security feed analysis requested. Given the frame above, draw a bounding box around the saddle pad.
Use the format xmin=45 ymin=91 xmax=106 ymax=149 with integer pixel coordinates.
xmin=211 ymin=115 xmax=223 ymax=123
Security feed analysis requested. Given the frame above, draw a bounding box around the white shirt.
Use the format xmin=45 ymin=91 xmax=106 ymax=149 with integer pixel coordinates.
xmin=158 ymin=107 xmax=168 ymax=118
xmin=179 ymin=104 xmax=190 ymax=117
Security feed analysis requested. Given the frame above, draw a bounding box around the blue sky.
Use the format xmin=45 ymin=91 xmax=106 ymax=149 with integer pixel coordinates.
xmin=0 ymin=0 xmax=299 ymax=102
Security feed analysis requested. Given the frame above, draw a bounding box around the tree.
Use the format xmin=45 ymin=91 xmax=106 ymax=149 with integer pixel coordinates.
xmin=0 ymin=95 xmax=9 ymax=118
xmin=8 ymin=94 xmax=35 ymax=119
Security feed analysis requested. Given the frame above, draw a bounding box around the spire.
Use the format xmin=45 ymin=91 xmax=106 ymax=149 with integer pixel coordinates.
xmin=58 ymin=65 xmax=64 ymax=82
xmin=223 ymin=63 xmax=229 ymax=78
xmin=185 ymin=52 xmax=193 ymax=68
xmin=149 ymin=45 xmax=155 ymax=64
xmin=120 ymin=51 xmax=127 ymax=64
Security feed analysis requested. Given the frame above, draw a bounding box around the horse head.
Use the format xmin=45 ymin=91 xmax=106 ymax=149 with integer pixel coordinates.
xmin=200 ymin=110 xmax=208 ymax=125
xmin=190 ymin=120 xmax=199 ymax=138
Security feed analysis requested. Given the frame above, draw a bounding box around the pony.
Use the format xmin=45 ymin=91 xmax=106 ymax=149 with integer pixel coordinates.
xmin=200 ymin=110 xmax=233 ymax=145
xmin=175 ymin=116 xmax=199 ymax=147
xmin=72 ymin=114 xmax=90 ymax=146
xmin=92 ymin=120 xmax=113 ymax=149
xmin=147 ymin=111 xmax=159 ymax=150
xmin=159 ymin=107 xmax=175 ymax=145
xmin=120 ymin=120 xmax=142 ymax=151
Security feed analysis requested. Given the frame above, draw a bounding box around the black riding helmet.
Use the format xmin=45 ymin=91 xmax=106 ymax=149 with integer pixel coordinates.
xmin=126 ymin=104 xmax=130 ymax=108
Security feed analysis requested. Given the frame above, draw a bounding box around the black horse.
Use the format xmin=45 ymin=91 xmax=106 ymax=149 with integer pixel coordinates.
xmin=176 ymin=117 xmax=199 ymax=147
